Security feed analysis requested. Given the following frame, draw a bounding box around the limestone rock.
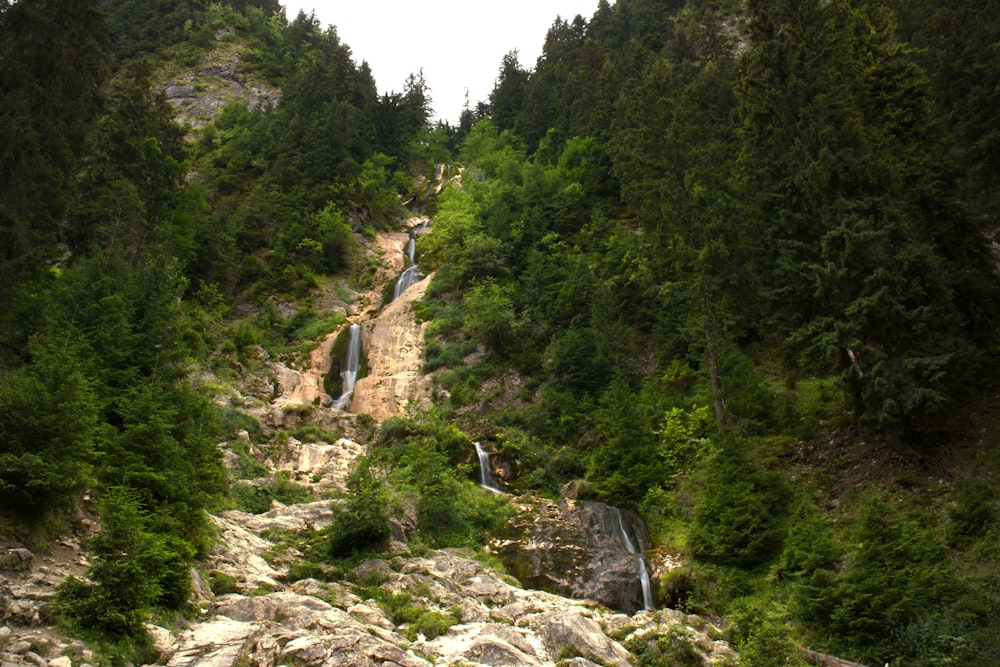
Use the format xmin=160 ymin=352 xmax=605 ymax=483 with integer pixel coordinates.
xmin=531 ymin=611 xmax=631 ymax=667
xmin=146 ymin=623 xmax=176 ymax=660
xmin=166 ymin=616 xmax=257 ymax=667
xmin=349 ymin=273 xmax=433 ymax=420
xmin=208 ymin=514 xmax=283 ymax=590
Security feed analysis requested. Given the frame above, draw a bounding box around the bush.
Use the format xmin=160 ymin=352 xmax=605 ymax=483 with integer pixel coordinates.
xmin=326 ymin=458 xmax=392 ymax=558
xmin=208 ymin=570 xmax=239 ymax=596
xmin=625 ymin=627 xmax=704 ymax=667
xmin=796 ymin=496 xmax=960 ymax=664
xmin=947 ymin=478 xmax=998 ymax=547
xmin=231 ymin=482 xmax=273 ymax=514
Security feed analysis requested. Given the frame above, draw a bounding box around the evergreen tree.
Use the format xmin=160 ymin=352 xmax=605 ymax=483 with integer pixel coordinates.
xmin=739 ymin=0 xmax=998 ymax=443
xmin=0 ymin=0 xmax=110 ymax=290
xmin=489 ymin=51 xmax=529 ymax=133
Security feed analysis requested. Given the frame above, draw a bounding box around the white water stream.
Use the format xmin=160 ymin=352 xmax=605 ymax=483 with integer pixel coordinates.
xmin=474 ymin=441 xmax=504 ymax=493
xmin=332 ymin=323 xmax=361 ymax=410
xmin=392 ymin=232 xmax=422 ymax=301
xmin=612 ymin=507 xmax=655 ymax=611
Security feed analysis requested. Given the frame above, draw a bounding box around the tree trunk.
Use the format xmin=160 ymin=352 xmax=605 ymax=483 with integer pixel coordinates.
xmin=705 ymin=327 xmax=726 ymax=432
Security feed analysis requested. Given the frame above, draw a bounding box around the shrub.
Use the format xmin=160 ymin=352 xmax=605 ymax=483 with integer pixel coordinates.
xmin=231 ymin=482 xmax=273 ymax=514
xmin=947 ymin=478 xmax=998 ymax=547
xmin=796 ymin=496 xmax=960 ymax=664
xmin=326 ymin=458 xmax=392 ymax=558
xmin=208 ymin=570 xmax=239 ymax=596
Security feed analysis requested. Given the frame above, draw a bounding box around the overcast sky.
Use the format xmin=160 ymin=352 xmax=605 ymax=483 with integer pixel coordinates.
xmin=280 ymin=1 xmax=601 ymax=124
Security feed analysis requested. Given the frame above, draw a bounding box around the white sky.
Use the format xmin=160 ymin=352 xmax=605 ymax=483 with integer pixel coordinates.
xmin=280 ymin=1 xmax=601 ymax=124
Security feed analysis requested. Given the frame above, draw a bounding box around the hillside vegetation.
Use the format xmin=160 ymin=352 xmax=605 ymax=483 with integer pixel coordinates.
xmin=1 ymin=0 xmax=999 ymax=665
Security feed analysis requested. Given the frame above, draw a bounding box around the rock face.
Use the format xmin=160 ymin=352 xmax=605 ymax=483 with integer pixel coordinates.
xmin=492 ymin=496 xmax=655 ymax=614
xmin=160 ymin=37 xmax=280 ymax=134
xmin=349 ymin=274 xmax=433 ymax=420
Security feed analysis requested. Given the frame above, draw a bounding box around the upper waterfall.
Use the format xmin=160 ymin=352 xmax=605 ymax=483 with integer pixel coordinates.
xmin=392 ymin=230 xmax=422 ymax=301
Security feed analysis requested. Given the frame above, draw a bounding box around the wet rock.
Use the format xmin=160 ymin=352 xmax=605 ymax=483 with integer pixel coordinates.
xmin=349 ymin=274 xmax=433 ymax=419
xmin=493 ymin=497 xmax=654 ymax=613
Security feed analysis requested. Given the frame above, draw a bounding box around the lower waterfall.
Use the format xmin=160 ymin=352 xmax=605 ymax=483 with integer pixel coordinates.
xmin=474 ymin=442 xmax=504 ymax=493
xmin=332 ymin=323 xmax=361 ymax=410
xmin=612 ymin=507 xmax=655 ymax=611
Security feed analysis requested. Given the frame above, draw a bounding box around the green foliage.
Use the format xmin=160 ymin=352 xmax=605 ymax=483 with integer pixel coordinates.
xmin=0 ymin=335 xmax=100 ymax=521
xmin=207 ymin=570 xmax=240 ymax=596
xmin=946 ymin=478 xmax=998 ymax=547
xmin=353 ymin=585 xmax=459 ymax=641
xmin=53 ymin=488 xmax=189 ymax=639
xmin=725 ymin=598 xmax=805 ymax=667
xmin=373 ymin=412 xmax=515 ymax=547
xmin=795 ymin=496 xmax=963 ymax=664
xmin=326 ymin=457 xmax=393 ymax=558
xmin=231 ymin=473 xmax=313 ymax=514
xmin=625 ymin=627 xmax=704 ymax=667
xmin=462 ymin=279 xmax=517 ymax=356
xmin=0 ymin=0 xmax=110 ymax=289
xmin=689 ymin=446 xmax=789 ymax=568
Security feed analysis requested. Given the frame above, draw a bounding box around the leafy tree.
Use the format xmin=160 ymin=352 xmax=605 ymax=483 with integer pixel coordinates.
xmin=327 ymin=457 xmax=393 ymax=557
xmin=463 ymin=279 xmax=517 ymax=356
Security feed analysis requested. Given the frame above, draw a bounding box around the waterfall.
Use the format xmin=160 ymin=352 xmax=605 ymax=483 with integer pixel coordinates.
xmin=474 ymin=442 xmax=503 ymax=493
xmin=392 ymin=231 xmax=422 ymax=301
xmin=612 ymin=507 xmax=655 ymax=611
xmin=406 ymin=236 xmax=416 ymax=264
xmin=332 ymin=324 xmax=361 ymax=410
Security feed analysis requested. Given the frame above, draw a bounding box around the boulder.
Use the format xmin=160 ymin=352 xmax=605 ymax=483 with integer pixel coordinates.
xmin=493 ymin=497 xmax=654 ymax=613
xmin=530 ymin=611 xmax=632 ymax=667
xmin=166 ymin=616 xmax=258 ymax=667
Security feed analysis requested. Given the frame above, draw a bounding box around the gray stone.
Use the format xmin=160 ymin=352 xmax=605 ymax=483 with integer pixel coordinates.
xmin=534 ymin=611 xmax=632 ymax=667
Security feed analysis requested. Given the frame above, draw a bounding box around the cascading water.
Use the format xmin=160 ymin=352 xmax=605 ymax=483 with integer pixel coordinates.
xmin=332 ymin=323 xmax=361 ymax=410
xmin=474 ymin=442 xmax=503 ymax=493
xmin=612 ymin=507 xmax=655 ymax=611
xmin=406 ymin=236 xmax=416 ymax=264
xmin=392 ymin=231 xmax=421 ymax=301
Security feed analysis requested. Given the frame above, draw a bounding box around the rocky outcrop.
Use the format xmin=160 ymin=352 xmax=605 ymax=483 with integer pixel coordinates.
xmin=152 ymin=505 xmax=737 ymax=666
xmin=349 ymin=274 xmax=433 ymax=420
xmin=492 ymin=496 xmax=655 ymax=614
xmin=160 ymin=36 xmax=280 ymax=135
